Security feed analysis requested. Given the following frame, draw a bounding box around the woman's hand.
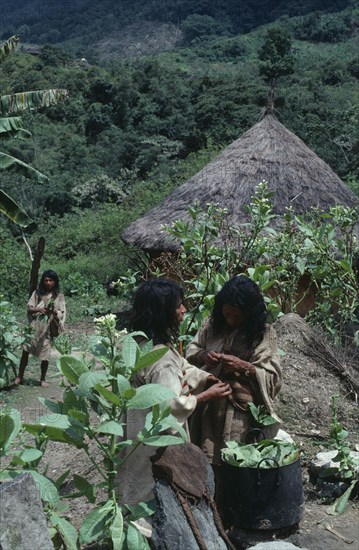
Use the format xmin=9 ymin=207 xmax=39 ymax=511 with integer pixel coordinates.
xmin=221 ymin=354 xmax=256 ymax=376
xmin=204 ymin=350 xmax=222 ymax=368
xmin=196 ymin=381 xmax=232 ymax=403
xmin=29 ymin=306 xmax=47 ymax=315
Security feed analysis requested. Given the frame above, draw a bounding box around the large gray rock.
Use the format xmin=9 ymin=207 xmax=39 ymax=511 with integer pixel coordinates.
xmin=151 ymin=479 xmax=228 ymax=550
xmin=310 ymin=450 xmax=359 ymax=478
xmin=0 ymin=473 xmax=54 ymax=550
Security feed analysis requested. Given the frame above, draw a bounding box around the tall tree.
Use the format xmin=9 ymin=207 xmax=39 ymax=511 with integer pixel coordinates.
xmin=258 ymin=27 xmax=294 ymax=107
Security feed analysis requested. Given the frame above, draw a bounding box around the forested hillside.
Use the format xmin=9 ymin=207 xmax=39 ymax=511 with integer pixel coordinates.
xmin=1 ymin=0 xmax=352 ymax=54
xmin=0 ymin=1 xmax=358 ymax=300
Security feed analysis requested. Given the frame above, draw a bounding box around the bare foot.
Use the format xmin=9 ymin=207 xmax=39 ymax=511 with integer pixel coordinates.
xmin=40 ymin=380 xmax=49 ymax=388
xmin=14 ymin=377 xmax=23 ymax=385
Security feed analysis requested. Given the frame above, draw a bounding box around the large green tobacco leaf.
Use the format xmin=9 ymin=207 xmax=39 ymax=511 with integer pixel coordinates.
xmin=248 ymin=403 xmax=277 ymax=426
xmin=142 ymin=434 xmax=186 ymax=446
xmin=24 ymin=422 xmax=86 ymax=449
xmin=127 ymin=523 xmax=150 ymax=550
xmin=331 ymin=479 xmax=357 ymax=515
xmin=109 ymin=507 xmax=124 ymax=550
xmin=121 ymin=335 xmax=139 ymax=368
xmin=19 ymin=448 xmax=43 ymax=463
xmin=73 ymin=474 xmax=96 ymax=503
xmin=96 ymin=420 xmax=123 ymax=437
xmin=0 ymin=415 xmax=15 ymax=455
xmin=146 ymin=412 xmax=187 ymax=441
xmin=127 ymin=384 xmax=176 ymax=410
xmin=50 ymin=513 xmax=79 ymax=550
xmin=59 ymin=355 xmax=89 ymax=385
xmin=37 ymin=397 xmax=63 ymax=414
xmin=79 ymin=501 xmax=114 ymax=545
xmin=29 ymin=470 xmax=60 ymax=504
xmin=0 ymin=188 xmax=33 ymax=226
xmin=0 ymin=89 xmax=68 ymax=116
xmin=0 ymin=408 xmax=21 ymax=455
xmin=95 ymin=384 xmax=121 ymax=406
xmin=132 ymin=346 xmax=169 ymax=374
xmin=77 ymin=371 xmax=108 ymax=397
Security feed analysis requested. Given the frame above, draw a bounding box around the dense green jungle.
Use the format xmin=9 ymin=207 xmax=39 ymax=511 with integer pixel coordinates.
xmin=0 ymin=0 xmax=358 ymax=310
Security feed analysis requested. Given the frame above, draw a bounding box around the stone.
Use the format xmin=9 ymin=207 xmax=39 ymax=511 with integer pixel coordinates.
xmin=0 ymin=473 xmax=54 ymax=550
xmin=248 ymin=542 xmax=310 ymax=550
xmin=151 ymin=479 xmax=228 ymax=550
xmin=309 ymin=450 xmax=359 ymax=478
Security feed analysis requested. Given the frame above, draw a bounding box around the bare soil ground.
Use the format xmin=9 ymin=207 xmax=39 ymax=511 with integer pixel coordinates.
xmin=1 ymin=316 xmax=358 ymax=550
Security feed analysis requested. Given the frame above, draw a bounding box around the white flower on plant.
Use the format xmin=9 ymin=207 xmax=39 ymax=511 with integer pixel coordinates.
xmin=94 ymin=314 xmax=117 ymax=329
xmin=94 ymin=313 xmax=117 ymax=325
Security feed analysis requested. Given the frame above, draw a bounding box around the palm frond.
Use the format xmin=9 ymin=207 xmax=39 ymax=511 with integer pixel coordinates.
xmin=0 ymin=35 xmax=20 ymax=64
xmin=0 ymin=89 xmax=69 ymax=116
xmin=0 ymin=188 xmax=32 ymax=226
xmin=0 ymin=116 xmax=31 ymax=138
xmin=0 ymin=152 xmax=48 ymax=183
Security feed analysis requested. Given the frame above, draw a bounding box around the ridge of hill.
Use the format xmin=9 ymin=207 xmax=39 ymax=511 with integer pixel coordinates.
xmin=0 ymin=0 xmax=354 ymax=58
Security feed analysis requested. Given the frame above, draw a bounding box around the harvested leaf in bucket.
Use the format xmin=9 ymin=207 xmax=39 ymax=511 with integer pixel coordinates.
xmin=221 ymin=439 xmax=301 ymax=468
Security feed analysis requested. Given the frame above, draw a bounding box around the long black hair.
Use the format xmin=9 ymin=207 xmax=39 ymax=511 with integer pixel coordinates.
xmin=37 ymin=269 xmax=60 ymax=298
xmin=212 ymin=275 xmax=267 ymax=346
xmin=131 ymin=278 xmax=184 ymax=345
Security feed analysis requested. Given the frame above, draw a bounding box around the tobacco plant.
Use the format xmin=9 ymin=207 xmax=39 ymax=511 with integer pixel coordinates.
xmin=0 ymin=296 xmax=31 ymax=388
xmin=319 ymin=396 xmax=359 ymax=514
xmin=115 ymin=182 xmax=358 ymax=346
xmin=1 ymin=314 xmax=187 ymax=549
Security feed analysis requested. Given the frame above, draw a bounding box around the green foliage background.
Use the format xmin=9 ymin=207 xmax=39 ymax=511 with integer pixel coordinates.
xmin=0 ymin=1 xmax=358 ymax=305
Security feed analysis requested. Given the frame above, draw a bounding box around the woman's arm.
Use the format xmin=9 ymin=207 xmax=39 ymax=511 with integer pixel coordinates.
xmin=220 ymin=354 xmax=257 ymax=377
xmin=195 ymin=380 xmax=232 ymax=403
xmin=147 ymin=349 xmax=231 ymax=424
xmin=186 ymin=318 xmax=222 ymax=369
xmin=27 ymin=291 xmax=47 ymax=315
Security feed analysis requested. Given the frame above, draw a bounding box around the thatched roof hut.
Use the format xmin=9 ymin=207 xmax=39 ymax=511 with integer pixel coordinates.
xmin=122 ymin=112 xmax=358 ymax=252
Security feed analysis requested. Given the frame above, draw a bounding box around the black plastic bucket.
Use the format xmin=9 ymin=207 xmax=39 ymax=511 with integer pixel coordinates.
xmin=221 ymin=457 xmax=304 ymax=530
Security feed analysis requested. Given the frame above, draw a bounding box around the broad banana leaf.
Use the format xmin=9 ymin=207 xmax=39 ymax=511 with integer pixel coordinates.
xmin=0 ymin=89 xmax=69 ymax=116
xmin=0 ymin=35 xmax=19 ymax=64
xmin=0 ymin=116 xmax=31 ymax=138
xmin=0 ymin=188 xmax=32 ymax=226
xmin=0 ymin=151 xmax=48 ymax=183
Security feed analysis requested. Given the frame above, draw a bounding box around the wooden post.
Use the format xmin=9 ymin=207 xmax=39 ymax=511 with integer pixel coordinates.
xmin=28 ymin=237 xmax=45 ymax=296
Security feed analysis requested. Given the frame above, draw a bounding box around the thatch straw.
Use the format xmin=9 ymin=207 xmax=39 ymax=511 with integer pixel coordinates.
xmin=122 ymin=113 xmax=358 ymax=252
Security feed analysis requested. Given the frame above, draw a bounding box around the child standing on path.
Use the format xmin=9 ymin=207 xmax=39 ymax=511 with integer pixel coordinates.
xmin=15 ymin=269 xmax=66 ymax=387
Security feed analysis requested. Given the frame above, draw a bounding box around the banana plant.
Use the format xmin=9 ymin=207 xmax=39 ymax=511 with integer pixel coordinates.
xmin=0 ymin=35 xmax=68 ymax=226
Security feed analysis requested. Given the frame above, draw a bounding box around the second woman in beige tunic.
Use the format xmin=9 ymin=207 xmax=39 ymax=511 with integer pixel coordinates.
xmin=186 ymin=275 xmax=282 ymax=466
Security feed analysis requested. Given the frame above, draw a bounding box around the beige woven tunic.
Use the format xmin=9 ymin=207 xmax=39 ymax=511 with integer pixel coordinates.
xmin=116 ymin=345 xmax=210 ymax=506
xmin=186 ymin=318 xmax=282 ymax=465
xmin=24 ymin=291 xmax=66 ymax=361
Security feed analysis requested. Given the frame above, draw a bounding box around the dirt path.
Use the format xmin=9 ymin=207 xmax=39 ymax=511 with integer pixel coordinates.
xmin=1 ymin=319 xmax=358 ymax=549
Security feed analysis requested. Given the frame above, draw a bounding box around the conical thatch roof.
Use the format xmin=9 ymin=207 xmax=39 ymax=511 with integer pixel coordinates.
xmin=122 ymin=113 xmax=358 ymax=252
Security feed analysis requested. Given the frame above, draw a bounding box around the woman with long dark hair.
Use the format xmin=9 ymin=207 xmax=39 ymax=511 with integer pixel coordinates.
xmin=117 ymin=278 xmax=231 ymax=512
xmin=15 ymin=269 xmax=66 ymax=387
xmin=186 ymin=275 xmax=282 ymax=467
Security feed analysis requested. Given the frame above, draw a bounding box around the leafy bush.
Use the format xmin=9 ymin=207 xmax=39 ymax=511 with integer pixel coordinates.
xmin=181 ymin=14 xmax=229 ymax=44
xmin=0 ymin=297 xmax=30 ymax=388
xmin=121 ymin=182 xmax=358 ymax=346
xmin=0 ymin=226 xmax=30 ymax=301
xmin=317 ymin=396 xmax=359 ymax=514
xmin=1 ymin=316 xmax=187 ymax=549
